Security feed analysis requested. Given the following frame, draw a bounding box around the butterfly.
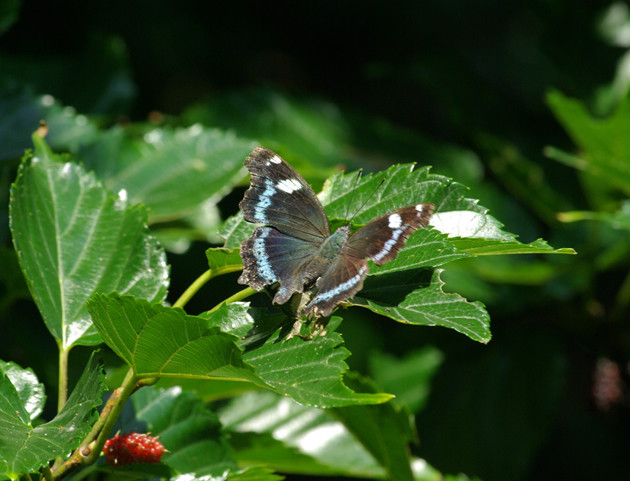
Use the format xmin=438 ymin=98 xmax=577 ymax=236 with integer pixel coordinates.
xmin=238 ymin=147 xmax=435 ymax=317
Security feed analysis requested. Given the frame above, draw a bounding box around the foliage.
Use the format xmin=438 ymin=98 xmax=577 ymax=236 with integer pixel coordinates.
xmin=1 ymin=2 xmax=629 ymax=481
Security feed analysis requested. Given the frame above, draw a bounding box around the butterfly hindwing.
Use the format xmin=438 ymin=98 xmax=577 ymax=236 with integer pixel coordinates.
xmin=303 ymin=203 xmax=435 ymax=316
xmin=304 ymin=254 xmax=368 ymax=317
xmin=343 ymin=203 xmax=435 ymax=265
xmin=239 ymin=226 xmax=322 ymax=304
xmin=239 ymin=147 xmax=330 ymax=242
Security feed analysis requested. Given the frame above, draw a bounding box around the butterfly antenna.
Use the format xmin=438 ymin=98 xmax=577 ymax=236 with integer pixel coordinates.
xmin=347 ymin=176 xmax=386 ymax=225
xmin=343 ymin=168 xmax=363 ymax=222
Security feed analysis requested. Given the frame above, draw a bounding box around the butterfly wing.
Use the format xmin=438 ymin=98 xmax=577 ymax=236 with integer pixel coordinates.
xmin=304 ymin=254 xmax=368 ymax=318
xmin=240 ymin=147 xmax=330 ymax=242
xmin=304 ymin=203 xmax=434 ymax=317
xmin=343 ymin=203 xmax=434 ymax=265
xmin=239 ymin=226 xmax=322 ymax=304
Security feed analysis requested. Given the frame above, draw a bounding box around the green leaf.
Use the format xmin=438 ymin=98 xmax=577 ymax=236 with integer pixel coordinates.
xmin=219 ymin=390 xmax=385 ymax=478
xmin=206 ymin=247 xmax=243 ymax=272
xmin=219 ymin=212 xmax=254 ymax=250
xmin=558 ymin=199 xmax=630 ymax=231
xmin=9 ymin=136 xmax=168 ymax=348
xmin=77 ymin=125 xmax=257 ymax=222
xmin=206 ymin=303 xmax=392 ymax=407
xmin=547 ymin=90 xmax=630 ymax=194
xmin=352 ymin=269 xmax=491 ymax=343
xmin=87 ymin=293 xmax=261 ymax=384
xmin=0 ymin=361 xmax=45 ymax=421
xmin=0 ymin=352 xmax=104 ymax=479
xmin=431 ymin=211 xmax=576 ymax=255
xmin=368 ymin=347 xmax=445 ymax=413
xmin=219 ymin=390 xmax=473 ymax=481
xmin=321 ymin=163 xmax=483 ymax=218
xmin=331 ymin=373 xmax=416 ymax=481
xmin=128 ymin=386 xmax=238 ymax=476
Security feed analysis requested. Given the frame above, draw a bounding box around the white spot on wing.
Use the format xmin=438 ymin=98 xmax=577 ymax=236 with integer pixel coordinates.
xmin=269 ymin=155 xmax=282 ymax=164
xmin=388 ymin=213 xmax=402 ymax=228
xmin=276 ymin=178 xmax=302 ymax=194
xmin=372 ymin=227 xmax=404 ymax=262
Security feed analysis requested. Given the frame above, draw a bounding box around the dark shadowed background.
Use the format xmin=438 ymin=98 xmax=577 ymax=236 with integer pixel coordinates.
xmin=1 ymin=1 xmax=628 ymax=480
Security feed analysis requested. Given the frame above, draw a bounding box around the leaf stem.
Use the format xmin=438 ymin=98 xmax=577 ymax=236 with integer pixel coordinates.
xmin=173 ymin=265 xmax=243 ymax=309
xmin=208 ymin=287 xmax=257 ymax=314
xmin=52 ymin=368 xmax=140 ymax=480
xmin=57 ymin=344 xmax=70 ymax=411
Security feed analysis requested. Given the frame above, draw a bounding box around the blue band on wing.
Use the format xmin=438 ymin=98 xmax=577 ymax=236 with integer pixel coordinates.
xmin=251 ymin=228 xmax=277 ymax=283
xmin=253 ymin=179 xmax=277 ymax=223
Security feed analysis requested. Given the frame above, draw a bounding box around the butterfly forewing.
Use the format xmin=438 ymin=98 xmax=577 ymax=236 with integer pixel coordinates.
xmin=343 ymin=203 xmax=434 ymax=265
xmin=240 ymin=147 xmax=331 ymax=242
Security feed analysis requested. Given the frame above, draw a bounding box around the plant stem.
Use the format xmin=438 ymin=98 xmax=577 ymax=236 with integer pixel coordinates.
xmin=208 ymin=287 xmax=257 ymax=314
xmin=52 ymin=368 xmax=139 ymax=480
xmin=87 ymin=368 xmax=138 ymax=462
xmin=41 ymin=466 xmax=53 ymax=481
xmin=57 ymin=344 xmax=69 ymax=411
xmin=173 ymin=265 xmax=244 ymax=309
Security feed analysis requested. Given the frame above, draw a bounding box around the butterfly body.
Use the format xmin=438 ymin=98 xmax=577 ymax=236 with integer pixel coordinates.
xmin=238 ymin=147 xmax=434 ymax=317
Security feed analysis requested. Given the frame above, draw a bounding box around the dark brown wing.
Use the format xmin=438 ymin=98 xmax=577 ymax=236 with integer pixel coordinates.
xmin=303 ymin=203 xmax=434 ymax=317
xmin=343 ymin=203 xmax=434 ymax=265
xmin=303 ymin=254 xmax=368 ymax=318
xmin=239 ymin=147 xmax=330 ymax=243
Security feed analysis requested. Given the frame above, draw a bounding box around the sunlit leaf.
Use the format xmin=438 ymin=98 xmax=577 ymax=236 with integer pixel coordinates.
xmin=9 ymin=135 xmax=168 ymax=348
xmin=205 ymin=303 xmax=392 ymax=407
xmin=87 ymin=294 xmax=261 ymax=383
xmin=219 ymin=390 xmax=384 ymax=478
xmin=352 ymin=269 xmax=491 ymax=343
xmin=0 ymin=361 xmax=45 ymax=421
